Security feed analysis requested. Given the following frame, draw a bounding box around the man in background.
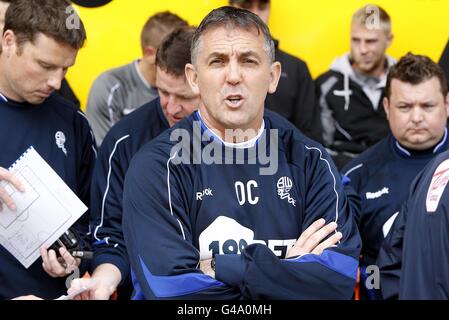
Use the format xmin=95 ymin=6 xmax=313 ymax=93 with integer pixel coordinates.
xmin=316 ymin=4 xmax=395 ymax=169
xmin=343 ymin=53 xmax=449 ymax=299
xmin=86 ymin=11 xmax=187 ymax=145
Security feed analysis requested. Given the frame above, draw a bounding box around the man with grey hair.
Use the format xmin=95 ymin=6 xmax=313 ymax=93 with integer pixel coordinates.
xmin=122 ymin=6 xmax=361 ymax=300
xmin=316 ymin=4 xmax=395 ymax=169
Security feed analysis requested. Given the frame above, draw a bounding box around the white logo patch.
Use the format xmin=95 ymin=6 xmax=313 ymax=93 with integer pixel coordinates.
xmin=198 ymin=216 xmax=295 ymax=260
xmin=196 ymin=188 xmax=213 ymax=201
xmin=366 ymin=187 xmax=389 ymax=200
xmin=426 ymin=159 xmax=449 ymax=213
xmin=277 ymin=177 xmax=296 ymax=207
xmin=55 ymin=131 xmax=67 ymax=156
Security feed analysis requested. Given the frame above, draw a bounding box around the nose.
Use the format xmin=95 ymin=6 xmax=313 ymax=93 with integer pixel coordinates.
xmin=166 ymin=95 xmax=182 ymax=116
xmin=226 ymin=59 xmax=242 ymax=85
xmin=359 ymin=41 xmax=368 ymax=55
xmin=47 ymin=70 xmax=64 ymax=91
xmin=410 ymin=107 xmax=424 ymax=124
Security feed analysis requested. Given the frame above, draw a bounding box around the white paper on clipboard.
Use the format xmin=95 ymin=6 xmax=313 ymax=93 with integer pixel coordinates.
xmin=0 ymin=146 xmax=87 ymax=268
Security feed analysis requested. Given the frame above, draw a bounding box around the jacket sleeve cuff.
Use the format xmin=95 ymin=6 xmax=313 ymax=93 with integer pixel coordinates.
xmin=91 ymin=251 xmax=130 ymax=286
xmin=214 ymin=254 xmax=245 ymax=288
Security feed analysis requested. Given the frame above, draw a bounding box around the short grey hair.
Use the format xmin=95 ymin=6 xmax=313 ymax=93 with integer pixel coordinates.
xmin=191 ymin=6 xmax=275 ymax=65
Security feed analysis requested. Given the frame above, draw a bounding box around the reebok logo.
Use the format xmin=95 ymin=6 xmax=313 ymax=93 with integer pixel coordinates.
xmin=196 ymin=188 xmax=213 ymax=201
xmin=366 ymin=187 xmax=389 ymax=200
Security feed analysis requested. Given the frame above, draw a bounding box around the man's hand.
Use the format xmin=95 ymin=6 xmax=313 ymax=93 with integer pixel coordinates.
xmin=200 ymin=219 xmax=341 ymax=275
xmin=68 ymin=263 xmax=121 ymax=300
xmin=286 ymin=218 xmax=342 ymax=258
xmin=0 ymin=167 xmax=25 ymax=212
xmin=200 ymin=258 xmax=215 ymax=278
xmin=40 ymin=246 xmax=80 ymax=278
xmin=68 ymin=277 xmax=112 ymax=300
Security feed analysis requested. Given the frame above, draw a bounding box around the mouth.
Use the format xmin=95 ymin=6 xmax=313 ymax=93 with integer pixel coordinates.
xmin=360 ymin=59 xmax=373 ymax=65
xmin=224 ymin=94 xmax=244 ymax=108
xmin=408 ymin=128 xmax=427 ymax=134
xmin=37 ymin=91 xmax=52 ymax=98
xmin=169 ymin=114 xmax=183 ymax=123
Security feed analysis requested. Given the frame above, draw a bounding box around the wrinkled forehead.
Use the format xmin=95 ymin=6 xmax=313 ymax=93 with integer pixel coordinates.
xmin=197 ymin=24 xmax=265 ymax=53
xmin=203 ymin=23 xmax=262 ymax=42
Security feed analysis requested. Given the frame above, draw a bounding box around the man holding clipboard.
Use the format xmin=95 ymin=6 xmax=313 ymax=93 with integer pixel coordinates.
xmin=0 ymin=0 xmax=95 ymax=300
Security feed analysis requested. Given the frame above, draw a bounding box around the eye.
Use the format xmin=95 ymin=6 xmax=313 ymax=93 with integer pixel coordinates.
xmin=179 ymin=95 xmax=197 ymax=101
xmin=397 ymin=105 xmax=410 ymax=111
xmin=209 ymin=58 xmax=224 ymax=66
xmin=244 ymin=58 xmax=257 ymax=64
xmin=158 ymin=89 xmax=169 ymax=97
xmin=39 ymin=63 xmax=53 ymax=70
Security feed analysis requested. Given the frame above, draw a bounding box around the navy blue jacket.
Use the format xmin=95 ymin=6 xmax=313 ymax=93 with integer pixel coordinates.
xmin=90 ymin=98 xmax=169 ymax=283
xmin=267 ymin=41 xmax=322 ymax=143
xmin=123 ymin=109 xmax=361 ymax=300
xmin=378 ymin=148 xmax=449 ymax=299
xmin=343 ymin=130 xmax=449 ymax=298
xmin=0 ymin=94 xmax=96 ymax=299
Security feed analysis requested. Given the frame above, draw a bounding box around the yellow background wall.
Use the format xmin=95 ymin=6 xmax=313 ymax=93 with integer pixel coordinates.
xmin=68 ymin=0 xmax=449 ymax=109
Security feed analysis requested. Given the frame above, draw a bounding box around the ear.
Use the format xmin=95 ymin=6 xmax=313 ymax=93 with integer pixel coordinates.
xmin=268 ymin=61 xmax=281 ymax=94
xmin=386 ymin=32 xmax=394 ymax=49
xmin=142 ymin=46 xmax=156 ymax=63
xmin=2 ymin=30 xmax=17 ymax=56
xmin=383 ymin=96 xmax=390 ymax=119
xmin=185 ymin=63 xmax=200 ymax=95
